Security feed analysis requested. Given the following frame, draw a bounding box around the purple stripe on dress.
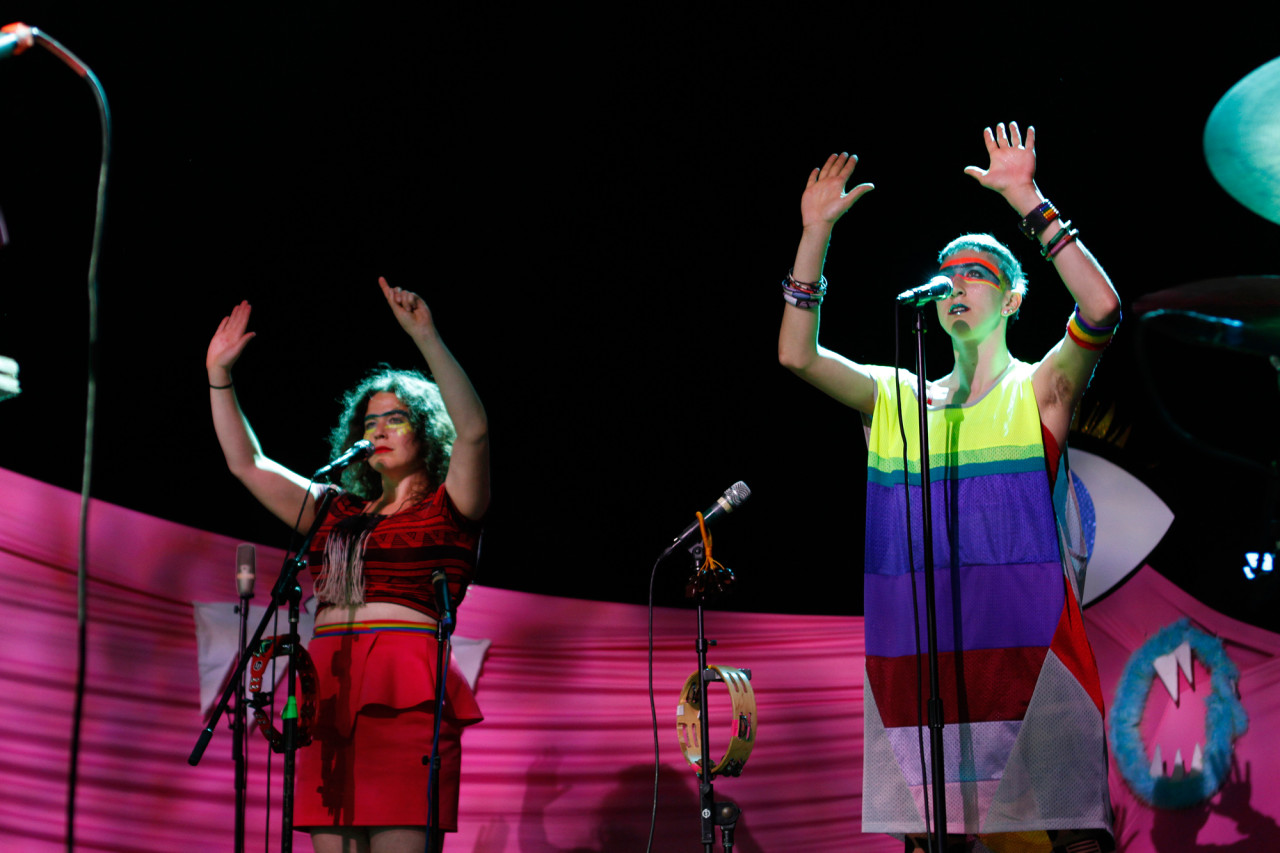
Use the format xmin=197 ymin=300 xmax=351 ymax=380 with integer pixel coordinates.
xmin=864 ymin=562 xmax=1064 ymax=657
xmin=885 ymin=719 xmax=1022 ymax=785
xmin=865 ymin=471 xmax=1060 ymax=576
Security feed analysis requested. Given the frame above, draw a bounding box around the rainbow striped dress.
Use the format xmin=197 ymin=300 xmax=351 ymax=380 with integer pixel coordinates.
xmin=860 ymin=360 xmax=1112 ymax=844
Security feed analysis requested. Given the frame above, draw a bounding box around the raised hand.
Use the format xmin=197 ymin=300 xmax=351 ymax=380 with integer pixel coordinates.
xmin=963 ymin=122 xmax=1037 ymax=196
xmin=801 ymin=152 xmax=874 ymax=229
xmin=379 ymin=276 xmax=435 ymax=342
xmin=206 ymin=300 xmax=256 ymax=374
xmin=379 ymin=275 xmax=490 ymax=520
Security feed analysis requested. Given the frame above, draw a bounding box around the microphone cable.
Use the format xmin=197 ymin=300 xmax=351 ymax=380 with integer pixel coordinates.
xmin=2 ymin=24 xmax=116 ymax=853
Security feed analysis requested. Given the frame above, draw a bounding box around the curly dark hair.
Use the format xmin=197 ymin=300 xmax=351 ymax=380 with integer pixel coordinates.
xmin=327 ymin=366 xmax=455 ymax=500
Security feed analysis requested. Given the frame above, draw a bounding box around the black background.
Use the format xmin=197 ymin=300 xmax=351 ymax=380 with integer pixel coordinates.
xmin=2 ymin=8 xmax=1278 ymax=629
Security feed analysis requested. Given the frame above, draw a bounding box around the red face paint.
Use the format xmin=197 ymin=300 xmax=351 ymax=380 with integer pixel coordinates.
xmin=940 ymin=255 xmax=1007 ymax=290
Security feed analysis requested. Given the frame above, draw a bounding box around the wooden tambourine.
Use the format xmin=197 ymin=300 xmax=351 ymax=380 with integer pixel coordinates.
xmin=247 ymin=635 xmax=318 ymax=751
xmin=675 ymin=665 xmax=756 ymax=777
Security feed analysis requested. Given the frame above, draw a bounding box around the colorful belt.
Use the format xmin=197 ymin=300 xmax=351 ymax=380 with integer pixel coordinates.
xmin=314 ymin=619 xmax=438 ymax=638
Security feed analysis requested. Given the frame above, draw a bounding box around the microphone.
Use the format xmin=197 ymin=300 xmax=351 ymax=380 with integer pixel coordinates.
xmin=236 ymin=543 xmax=256 ymax=599
xmin=431 ymin=569 xmax=455 ymax=634
xmin=896 ymin=275 xmax=954 ymax=306
xmin=662 ymin=481 xmax=751 ymax=558
xmin=0 ymin=23 xmax=35 ymax=61
xmin=313 ymin=440 xmax=374 ymax=479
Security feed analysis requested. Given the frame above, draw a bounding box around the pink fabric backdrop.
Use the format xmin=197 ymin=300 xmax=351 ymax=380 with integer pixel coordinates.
xmin=1 ymin=466 xmax=1276 ymax=851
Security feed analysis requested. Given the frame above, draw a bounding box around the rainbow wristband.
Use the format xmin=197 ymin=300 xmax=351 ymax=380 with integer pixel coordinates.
xmin=1018 ymin=200 xmax=1060 ymax=239
xmin=1066 ymin=305 xmax=1119 ymax=351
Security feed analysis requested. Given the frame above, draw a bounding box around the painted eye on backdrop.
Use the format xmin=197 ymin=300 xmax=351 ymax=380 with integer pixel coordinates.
xmin=1069 ymin=448 xmax=1174 ymax=605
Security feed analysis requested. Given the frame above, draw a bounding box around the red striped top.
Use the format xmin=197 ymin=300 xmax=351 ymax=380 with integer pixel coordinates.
xmin=306 ymin=483 xmax=481 ymax=620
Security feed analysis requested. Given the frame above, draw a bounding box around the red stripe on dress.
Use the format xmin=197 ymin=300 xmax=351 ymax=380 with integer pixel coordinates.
xmin=868 ymin=645 xmax=1048 ymax=728
xmin=1049 ymin=573 xmax=1106 ymax=716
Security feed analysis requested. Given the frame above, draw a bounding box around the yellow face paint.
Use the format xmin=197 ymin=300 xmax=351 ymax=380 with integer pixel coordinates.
xmin=363 ymin=409 xmax=414 ymax=437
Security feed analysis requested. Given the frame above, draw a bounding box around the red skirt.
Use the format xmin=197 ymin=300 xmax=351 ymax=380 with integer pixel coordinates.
xmin=294 ymin=622 xmax=483 ymax=830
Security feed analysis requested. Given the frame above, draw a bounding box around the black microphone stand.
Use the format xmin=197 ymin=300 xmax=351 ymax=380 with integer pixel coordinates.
xmin=685 ymin=543 xmax=742 ymax=853
xmin=910 ymin=305 xmax=949 ymax=853
xmin=233 ymin=579 xmax=252 ymax=853
xmin=190 ymin=486 xmax=339 ymax=853
xmin=422 ymin=570 xmax=455 ymax=853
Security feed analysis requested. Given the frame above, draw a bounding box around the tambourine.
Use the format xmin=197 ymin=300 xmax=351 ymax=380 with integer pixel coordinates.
xmin=675 ymin=665 xmax=756 ymax=777
xmin=247 ymin=635 xmax=318 ymax=751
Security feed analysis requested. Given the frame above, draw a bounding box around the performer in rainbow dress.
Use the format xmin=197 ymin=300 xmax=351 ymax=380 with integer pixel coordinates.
xmin=777 ymin=123 xmax=1120 ymax=853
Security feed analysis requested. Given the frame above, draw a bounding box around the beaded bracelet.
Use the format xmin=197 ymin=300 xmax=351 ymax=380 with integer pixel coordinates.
xmin=781 ymin=270 xmax=827 ymax=309
xmin=787 ymin=270 xmax=826 ymax=292
xmin=1018 ymin=200 xmax=1060 ymax=239
xmin=782 ymin=285 xmax=824 ymax=309
xmin=1065 ymin=304 xmax=1120 ymax=351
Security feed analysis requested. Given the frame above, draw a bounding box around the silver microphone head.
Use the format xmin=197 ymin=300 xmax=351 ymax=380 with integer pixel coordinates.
xmin=724 ymin=481 xmax=751 ymax=509
xmin=235 ymin=543 xmax=256 ymax=598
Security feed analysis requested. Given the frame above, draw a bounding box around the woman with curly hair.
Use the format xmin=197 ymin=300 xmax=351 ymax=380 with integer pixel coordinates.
xmin=207 ymin=277 xmax=489 ymax=853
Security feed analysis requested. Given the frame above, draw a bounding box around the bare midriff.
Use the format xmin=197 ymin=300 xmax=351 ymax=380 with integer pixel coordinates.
xmin=314 ymin=600 xmax=437 ymax=628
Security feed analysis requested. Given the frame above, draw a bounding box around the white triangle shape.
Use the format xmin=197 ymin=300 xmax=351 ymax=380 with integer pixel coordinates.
xmin=1175 ymin=640 xmax=1194 ymax=689
xmin=1150 ymin=743 xmax=1163 ymax=778
xmin=1153 ymin=651 xmax=1180 ymax=704
xmin=1172 ymin=748 xmax=1185 ymax=781
xmin=1191 ymin=743 xmax=1204 ymax=774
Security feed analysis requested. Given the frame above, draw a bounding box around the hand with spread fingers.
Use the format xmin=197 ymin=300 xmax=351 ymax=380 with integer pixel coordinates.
xmin=779 ymin=149 xmax=879 ymax=414
xmin=801 ymin=151 xmax=875 ymax=229
xmin=964 ymin=121 xmax=1038 ymax=199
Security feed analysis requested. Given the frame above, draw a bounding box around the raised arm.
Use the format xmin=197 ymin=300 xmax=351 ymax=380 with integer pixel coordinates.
xmin=207 ymin=301 xmax=322 ymax=530
xmin=964 ymin=123 xmax=1121 ymax=442
xmin=379 ymin=277 xmax=490 ymax=521
xmin=777 ymin=152 xmax=879 ymax=414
